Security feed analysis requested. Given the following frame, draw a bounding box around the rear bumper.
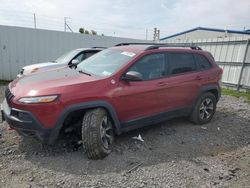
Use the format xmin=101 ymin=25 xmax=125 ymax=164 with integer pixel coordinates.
xmin=1 ymin=99 xmax=54 ymax=144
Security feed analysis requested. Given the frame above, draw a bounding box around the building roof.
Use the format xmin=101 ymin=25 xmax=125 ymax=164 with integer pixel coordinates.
xmin=160 ymin=27 xmax=250 ymax=40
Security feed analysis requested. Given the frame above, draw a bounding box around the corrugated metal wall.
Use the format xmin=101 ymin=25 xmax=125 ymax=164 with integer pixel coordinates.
xmin=161 ymin=37 xmax=250 ymax=90
xmin=0 ymin=25 xmax=147 ymax=80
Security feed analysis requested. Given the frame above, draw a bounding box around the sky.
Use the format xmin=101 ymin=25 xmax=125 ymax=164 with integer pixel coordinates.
xmin=0 ymin=0 xmax=249 ymax=40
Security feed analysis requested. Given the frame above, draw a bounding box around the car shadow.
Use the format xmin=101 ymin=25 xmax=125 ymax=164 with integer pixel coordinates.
xmin=18 ymin=109 xmax=250 ymax=175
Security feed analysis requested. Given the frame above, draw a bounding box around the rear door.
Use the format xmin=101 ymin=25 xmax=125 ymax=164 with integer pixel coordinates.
xmin=163 ymin=52 xmax=201 ymax=109
xmin=193 ymin=53 xmax=214 ymax=84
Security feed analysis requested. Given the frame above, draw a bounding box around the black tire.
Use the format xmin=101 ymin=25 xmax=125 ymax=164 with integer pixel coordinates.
xmin=81 ymin=108 xmax=114 ymax=159
xmin=190 ymin=92 xmax=217 ymax=124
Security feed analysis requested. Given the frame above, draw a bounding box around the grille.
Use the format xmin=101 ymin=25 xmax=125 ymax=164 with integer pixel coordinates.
xmin=5 ymin=87 xmax=14 ymax=105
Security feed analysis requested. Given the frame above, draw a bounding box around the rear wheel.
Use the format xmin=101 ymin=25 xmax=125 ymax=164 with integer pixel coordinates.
xmin=190 ymin=92 xmax=216 ymax=124
xmin=81 ymin=108 xmax=114 ymax=159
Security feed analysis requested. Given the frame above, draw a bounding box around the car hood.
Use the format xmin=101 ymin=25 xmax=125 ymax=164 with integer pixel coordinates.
xmin=23 ymin=62 xmax=56 ymax=69
xmin=21 ymin=62 xmax=66 ymax=76
xmin=10 ymin=67 xmax=99 ymax=97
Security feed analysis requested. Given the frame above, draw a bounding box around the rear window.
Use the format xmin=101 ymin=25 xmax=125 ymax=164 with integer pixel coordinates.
xmin=168 ymin=53 xmax=196 ymax=75
xmin=194 ymin=54 xmax=212 ymax=70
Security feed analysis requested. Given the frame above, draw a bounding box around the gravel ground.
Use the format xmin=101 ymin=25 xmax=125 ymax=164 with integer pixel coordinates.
xmin=0 ymin=85 xmax=249 ymax=188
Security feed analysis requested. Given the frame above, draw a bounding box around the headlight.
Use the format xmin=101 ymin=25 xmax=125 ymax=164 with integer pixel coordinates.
xmin=30 ymin=67 xmax=39 ymax=73
xmin=18 ymin=95 xmax=59 ymax=104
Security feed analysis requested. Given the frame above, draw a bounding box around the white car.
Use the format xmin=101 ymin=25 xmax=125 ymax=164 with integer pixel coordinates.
xmin=17 ymin=47 xmax=104 ymax=77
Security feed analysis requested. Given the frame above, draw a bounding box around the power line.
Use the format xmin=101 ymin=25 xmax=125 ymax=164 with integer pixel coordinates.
xmin=0 ymin=9 xmax=150 ymax=36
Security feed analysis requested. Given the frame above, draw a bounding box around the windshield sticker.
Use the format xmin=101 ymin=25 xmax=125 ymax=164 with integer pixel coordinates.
xmin=121 ymin=51 xmax=136 ymax=57
xmin=102 ymin=71 xmax=112 ymax=76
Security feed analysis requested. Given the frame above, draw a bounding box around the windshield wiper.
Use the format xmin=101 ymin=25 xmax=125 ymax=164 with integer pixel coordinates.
xmin=78 ymin=70 xmax=91 ymax=76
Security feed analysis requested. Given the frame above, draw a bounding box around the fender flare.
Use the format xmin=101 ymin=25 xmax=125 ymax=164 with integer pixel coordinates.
xmin=198 ymin=84 xmax=221 ymax=100
xmin=191 ymin=84 xmax=221 ymax=110
xmin=48 ymin=100 xmax=121 ymax=144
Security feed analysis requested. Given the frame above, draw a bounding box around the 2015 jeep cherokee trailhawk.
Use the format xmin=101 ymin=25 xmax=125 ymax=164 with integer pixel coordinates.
xmin=1 ymin=43 xmax=222 ymax=159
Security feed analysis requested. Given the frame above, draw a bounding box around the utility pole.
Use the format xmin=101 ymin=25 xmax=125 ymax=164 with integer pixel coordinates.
xmin=153 ymin=28 xmax=157 ymax=41
xmin=66 ymin=24 xmax=73 ymax=32
xmin=153 ymin=28 xmax=160 ymax=41
xmin=64 ymin=17 xmax=67 ymax=32
xmin=146 ymin=28 xmax=148 ymax=40
xmin=33 ymin=13 xmax=36 ymax=29
xmin=64 ymin=17 xmax=73 ymax=32
xmin=157 ymin=29 xmax=160 ymax=40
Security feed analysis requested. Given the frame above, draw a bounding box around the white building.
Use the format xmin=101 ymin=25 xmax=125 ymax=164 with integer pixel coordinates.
xmin=160 ymin=27 xmax=250 ymax=90
xmin=160 ymin=27 xmax=250 ymax=42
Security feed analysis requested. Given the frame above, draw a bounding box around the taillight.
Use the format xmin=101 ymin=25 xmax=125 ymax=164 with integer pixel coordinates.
xmin=220 ymin=67 xmax=223 ymax=74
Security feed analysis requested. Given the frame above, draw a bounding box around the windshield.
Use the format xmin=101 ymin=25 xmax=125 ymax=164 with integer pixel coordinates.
xmin=54 ymin=50 xmax=80 ymax=64
xmin=77 ymin=49 xmax=136 ymax=77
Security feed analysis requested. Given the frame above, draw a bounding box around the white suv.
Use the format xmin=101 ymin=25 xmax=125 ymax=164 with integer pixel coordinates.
xmin=17 ymin=47 xmax=104 ymax=77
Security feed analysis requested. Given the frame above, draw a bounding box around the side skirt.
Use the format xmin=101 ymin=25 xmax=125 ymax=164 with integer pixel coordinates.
xmin=120 ymin=107 xmax=190 ymax=133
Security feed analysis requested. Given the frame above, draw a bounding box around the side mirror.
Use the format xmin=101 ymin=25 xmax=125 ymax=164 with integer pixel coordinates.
xmin=122 ymin=71 xmax=143 ymax=81
xmin=71 ymin=59 xmax=80 ymax=66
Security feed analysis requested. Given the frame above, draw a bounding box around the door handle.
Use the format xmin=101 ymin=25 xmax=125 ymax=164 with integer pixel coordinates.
xmin=157 ymin=82 xmax=168 ymax=87
xmin=195 ymin=76 xmax=202 ymax=80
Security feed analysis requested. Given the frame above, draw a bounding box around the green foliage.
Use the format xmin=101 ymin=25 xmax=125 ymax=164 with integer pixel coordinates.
xmin=79 ymin=27 xmax=98 ymax=35
xmin=222 ymin=88 xmax=250 ymax=103
xmin=79 ymin=28 xmax=85 ymax=34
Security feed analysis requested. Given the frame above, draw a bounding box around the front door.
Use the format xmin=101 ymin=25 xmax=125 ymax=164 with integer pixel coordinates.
xmin=113 ymin=53 xmax=169 ymax=122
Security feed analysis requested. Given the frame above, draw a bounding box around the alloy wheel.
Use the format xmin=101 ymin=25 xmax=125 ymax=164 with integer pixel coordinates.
xmin=199 ymin=98 xmax=214 ymax=120
xmin=100 ymin=116 xmax=113 ymax=149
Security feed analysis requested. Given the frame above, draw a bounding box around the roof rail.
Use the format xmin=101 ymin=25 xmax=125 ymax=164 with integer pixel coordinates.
xmin=145 ymin=44 xmax=202 ymax=51
xmin=115 ymin=42 xmax=160 ymax=46
xmin=91 ymin=46 xmax=107 ymax=49
xmin=114 ymin=43 xmax=202 ymax=50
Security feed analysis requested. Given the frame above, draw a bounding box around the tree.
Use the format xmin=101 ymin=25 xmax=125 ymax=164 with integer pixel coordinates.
xmin=79 ymin=28 xmax=85 ymax=34
xmin=79 ymin=28 xmax=99 ymax=35
xmin=84 ymin=30 xmax=90 ymax=34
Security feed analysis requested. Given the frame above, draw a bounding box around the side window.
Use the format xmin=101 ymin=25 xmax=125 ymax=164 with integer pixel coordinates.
xmin=194 ymin=54 xmax=212 ymax=70
xmin=168 ymin=53 xmax=196 ymax=75
xmin=73 ymin=53 xmax=84 ymax=62
xmin=129 ymin=53 xmax=165 ymax=80
xmin=83 ymin=51 xmax=98 ymax=60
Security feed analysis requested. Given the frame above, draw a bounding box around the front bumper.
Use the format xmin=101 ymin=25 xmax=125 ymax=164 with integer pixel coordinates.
xmin=1 ymin=99 xmax=53 ymax=144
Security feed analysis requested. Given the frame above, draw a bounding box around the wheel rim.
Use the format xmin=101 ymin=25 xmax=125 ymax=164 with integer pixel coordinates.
xmin=100 ymin=116 xmax=113 ymax=150
xmin=199 ymin=98 xmax=214 ymax=120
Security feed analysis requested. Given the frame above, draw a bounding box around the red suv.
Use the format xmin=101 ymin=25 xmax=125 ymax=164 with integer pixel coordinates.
xmin=1 ymin=43 xmax=222 ymax=159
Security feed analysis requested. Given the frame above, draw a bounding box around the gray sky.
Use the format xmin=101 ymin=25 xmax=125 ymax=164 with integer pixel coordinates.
xmin=0 ymin=0 xmax=249 ymax=39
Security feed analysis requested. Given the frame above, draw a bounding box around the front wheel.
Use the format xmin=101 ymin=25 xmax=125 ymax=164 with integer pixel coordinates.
xmin=81 ymin=108 xmax=114 ymax=159
xmin=190 ymin=92 xmax=217 ymax=124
